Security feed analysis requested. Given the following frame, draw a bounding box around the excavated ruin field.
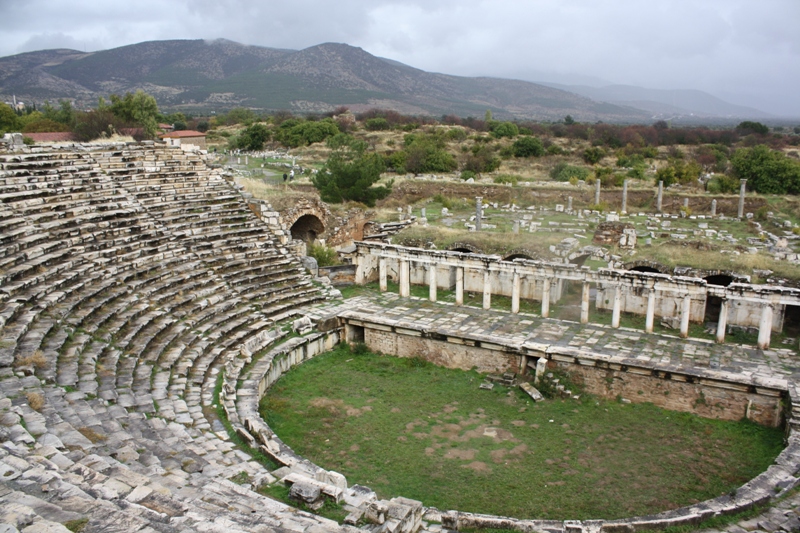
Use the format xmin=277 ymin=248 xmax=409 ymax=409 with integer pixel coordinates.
xmin=261 ymin=345 xmax=784 ymax=521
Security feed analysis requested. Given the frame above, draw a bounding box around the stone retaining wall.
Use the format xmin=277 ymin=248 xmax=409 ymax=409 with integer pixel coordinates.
xmin=552 ymin=359 xmax=782 ymax=427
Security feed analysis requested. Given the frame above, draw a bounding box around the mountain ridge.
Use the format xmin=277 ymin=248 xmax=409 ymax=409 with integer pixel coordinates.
xmin=540 ymin=82 xmax=773 ymax=119
xmin=0 ymin=39 xmax=767 ymax=122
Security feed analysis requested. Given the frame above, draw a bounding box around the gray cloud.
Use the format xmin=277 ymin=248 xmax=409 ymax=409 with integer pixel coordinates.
xmin=1 ymin=0 xmax=798 ymax=116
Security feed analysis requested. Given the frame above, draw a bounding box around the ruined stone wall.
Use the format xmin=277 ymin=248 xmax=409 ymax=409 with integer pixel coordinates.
xmin=553 ymin=360 xmax=782 ymax=427
xmin=279 ymin=197 xmax=371 ymax=248
xmin=364 ymin=328 xmax=518 ymax=374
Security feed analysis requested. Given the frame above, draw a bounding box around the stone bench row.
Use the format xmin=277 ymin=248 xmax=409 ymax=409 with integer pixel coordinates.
xmin=0 ymin=375 xmax=346 ymax=533
xmin=0 ymin=144 xmax=339 ymax=531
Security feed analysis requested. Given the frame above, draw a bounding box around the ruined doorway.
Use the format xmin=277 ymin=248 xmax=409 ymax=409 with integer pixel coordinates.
xmin=290 ymin=214 xmax=325 ymax=242
xmin=704 ymin=295 xmax=723 ymax=324
xmin=784 ymin=305 xmax=800 ymax=337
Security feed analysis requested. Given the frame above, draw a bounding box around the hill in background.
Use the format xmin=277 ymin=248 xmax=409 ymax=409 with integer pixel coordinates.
xmin=0 ymin=39 xmax=770 ymax=123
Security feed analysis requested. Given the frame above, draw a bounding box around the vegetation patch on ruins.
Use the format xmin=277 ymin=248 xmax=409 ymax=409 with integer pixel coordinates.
xmin=260 ymin=344 xmax=783 ymax=520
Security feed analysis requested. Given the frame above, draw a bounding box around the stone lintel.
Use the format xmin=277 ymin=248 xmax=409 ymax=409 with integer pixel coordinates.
xmin=394 ymin=327 xmax=421 ymax=337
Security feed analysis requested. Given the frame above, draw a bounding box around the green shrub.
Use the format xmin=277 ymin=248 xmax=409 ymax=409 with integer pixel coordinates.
xmin=490 ymin=121 xmax=519 ymax=138
xmin=512 ymin=136 xmax=545 ymax=157
xmin=550 ymin=162 xmax=590 ymax=182
xmin=493 ymin=174 xmax=519 ymax=185
xmin=307 ymin=242 xmax=339 ymax=267
xmin=706 ymin=174 xmax=739 ymax=194
xmin=351 ymin=342 xmax=369 ymax=355
xmin=464 ymin=145 xmax=501 ymax=173
xmin=656 ymin=159 xmax=702 ymax=187
xmin=461 ymin=170 xmax=477 ymax=181
xmin=432 ymin=193 xmax=454 ymax=209
xmin=583 ymin=146 xmax=605 ymax=165
xmin=641 ymin=146 xmax=659 ymax=158
xmin=617 ymin=153 xmax=646 ymax=168
xmin=447 ymin=128 xmax=467 ymax=141
xmin=365 ymin=117 xmax=390 ymax=131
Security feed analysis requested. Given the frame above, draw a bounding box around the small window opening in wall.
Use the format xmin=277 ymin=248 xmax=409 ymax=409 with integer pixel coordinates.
xmin=346 ymin=324 xmax=365 ymax=343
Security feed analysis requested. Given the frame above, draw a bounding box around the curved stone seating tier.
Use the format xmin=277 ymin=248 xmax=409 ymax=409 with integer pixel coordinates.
xmin=0 ymin=143 xmax=352 ymax=533
xmin=0 ymin=373 xmax=345 ymax=533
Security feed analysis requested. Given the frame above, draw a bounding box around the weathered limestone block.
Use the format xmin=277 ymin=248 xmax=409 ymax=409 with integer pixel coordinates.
xmin=290 ymin=481 xmax=321 ymax=504
xmin=593 ymin=222 xmax=635 ymax=246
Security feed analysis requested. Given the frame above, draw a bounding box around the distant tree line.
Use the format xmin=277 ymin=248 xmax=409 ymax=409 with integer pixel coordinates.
xmin=0 ymin=90 xmax=201 ymax=141
xmin=5 ymin=91 xmax=800 ymax=200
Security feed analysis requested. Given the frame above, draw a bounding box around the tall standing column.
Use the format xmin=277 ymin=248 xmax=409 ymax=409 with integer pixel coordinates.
xmin=657 ymin=180 xmax=663 ymax=213
xmin=399 ymin=259 xmax=410 ymax=297
xmin=645 ymin=289 xmax=656 ymax=333
xmin=611 ymin=286 xmax=621 ymax=328
xmin=379 ymin=258 xmax=387 ymax=292
xmin=716 ymin=298 xmax=728 ymax=343
xmin=738 ymin=179 xmax=747 ymax=219
xmin=455 ymin=267 xmax=464 ymax=305
xmin=680 ymin=294 xmax=691 ymax=338
xmin=757 ymin=304 xmax=773 ymax=350
xmin=475 ymin=197 xmax=483 ymax=231
xmin=580 ymin=282 xmax=590 ymax=324
xmin=511 ymin=272 xmax=521 ymax=314
xmin=541 ymin=279 xmax=551 ymax=318
xmin=354 ymin=254 xmax=364 ymax=284
xmin=621 ymin=179 xmax=629 ymax=214
xmin=482 ymin=269 xmax=492 ymax=310
xmin=428 ymin=264 xmax=437 ymax=302
xmin=595 ymin=179 xmax=601 ymax=205
xmin=711 ymin=199 xmax=717 ymax=217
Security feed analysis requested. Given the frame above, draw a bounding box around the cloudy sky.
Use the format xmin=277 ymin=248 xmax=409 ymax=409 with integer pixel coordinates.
xmin=1 ymin=0 xmax=798 ymax=117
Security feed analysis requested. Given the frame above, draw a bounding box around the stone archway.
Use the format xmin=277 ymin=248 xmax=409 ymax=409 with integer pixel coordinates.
xmin=290 ymin=214 xmax=325 ymax=242
xmin=624 ymin=260 xmax=671 ymax=275
xmin=504 ymin=248 xmax=538 ymax=262
xmin=449 ymin=242 xmax=482 ymax=254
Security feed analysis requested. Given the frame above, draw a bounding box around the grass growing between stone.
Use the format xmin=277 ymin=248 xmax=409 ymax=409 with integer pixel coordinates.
xmin=260 ymin=345 xmax=784 ymax=521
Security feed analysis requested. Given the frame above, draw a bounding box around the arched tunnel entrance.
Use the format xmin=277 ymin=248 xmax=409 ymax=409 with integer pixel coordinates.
xmin=291 ymin=214 xmax=325 ymax=242
xmin=630 ymin=266 xmax=663 ymax=274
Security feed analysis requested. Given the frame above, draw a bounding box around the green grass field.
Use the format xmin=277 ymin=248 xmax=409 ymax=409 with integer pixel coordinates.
xmin=261 ymin=345 xmax=784 ymax=520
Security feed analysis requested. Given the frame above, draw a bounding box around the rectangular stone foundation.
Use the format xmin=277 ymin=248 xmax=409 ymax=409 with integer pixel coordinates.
xmin=355 ymin=323 xmax=784 ymax=427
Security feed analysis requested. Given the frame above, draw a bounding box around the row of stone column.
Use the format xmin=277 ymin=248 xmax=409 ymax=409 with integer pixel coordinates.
xmin=380 ymin=258 xmax=776 ymax=349
xmin=605 ymin=179 xmax=748 ymax=217
xmin=382 ymin=258 xmax=588 ymax=320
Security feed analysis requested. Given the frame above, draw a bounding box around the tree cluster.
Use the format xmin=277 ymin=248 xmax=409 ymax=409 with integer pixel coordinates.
xmin=731 ymin=145 xmax=800 ymax=194
xmin=312 ymin=134 xmax=392 ymax=207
